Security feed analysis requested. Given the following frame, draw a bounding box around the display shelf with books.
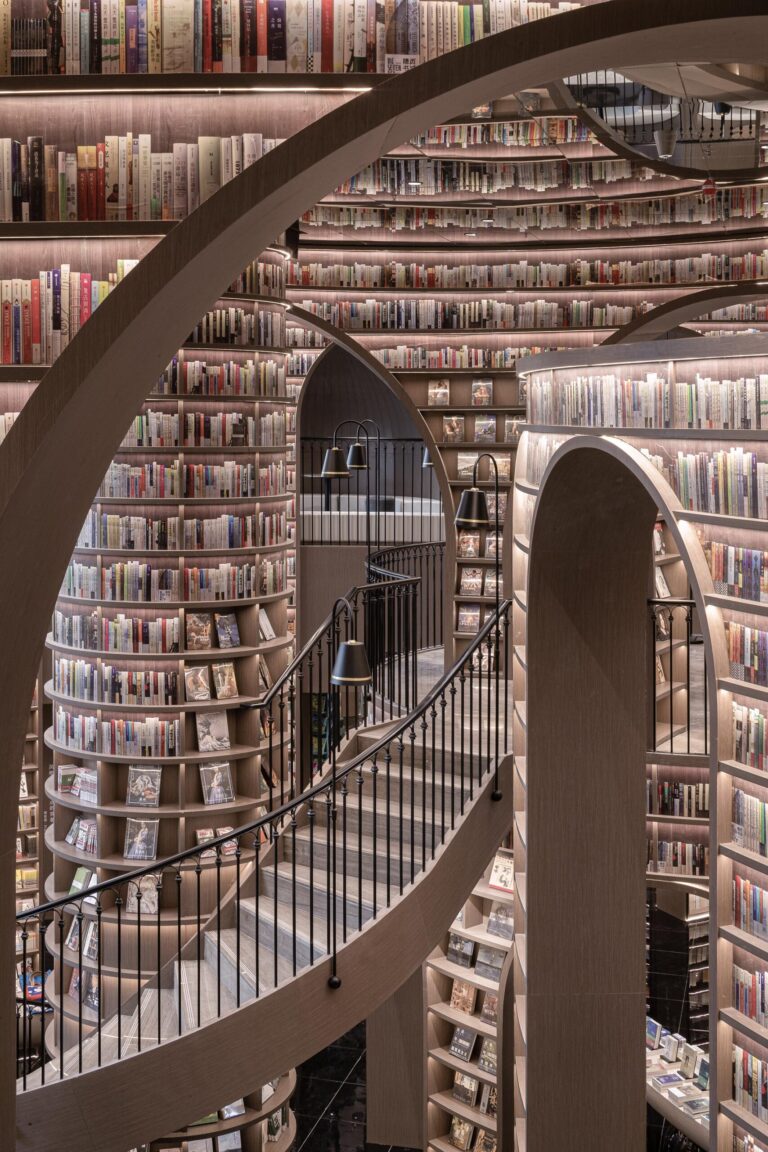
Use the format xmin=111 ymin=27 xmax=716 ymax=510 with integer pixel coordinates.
xmin=15 ymin=675 xmax=44 ymax=995
xmin=41 ymin=248 xmax=299 ymax=1063
xmin=159 ymin=1070 xmax=296 ymax=1152
xmin=425 ymin=839 xmax=512 ymax=1152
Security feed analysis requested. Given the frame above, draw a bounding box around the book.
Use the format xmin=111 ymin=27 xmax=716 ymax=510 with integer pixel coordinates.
xmin=125 ymin=765 xmax=162 ymax=807
xmin=480 ymin=992 xmax=498 ymax=1024
xmin=68 ymin=865 xmax=95 ymax=897
xmin=199 ymin=761 xmax=235 ymax=805
xmin=456 ymin=451 xmax=479 ymax=479
xmin=452 ymin=1071 xmax=479 ymax=1107
xmin=448 ymin=1024 xmax=477 ymax=1061
xmin=212 ymin=661 xmax=238 ymax=699
xmin=474 ymin=1130 xmax=496 ymax=1152
xmin=449 ymin=978 xmax=477 ymax=1015
xmin=483 ymin=569 xmax=502 ymax=598
xmin=457 ymin=531 xmax=480 ymax=558
xmin=126 ymin=874 xmax=160 ymax=914
xmin=471 ymin=379 xmax=493 ymax=407
xmin=427 ymin=377 xmax=450 ymax=406
xmin=504 ymin=418 xmax=520 ymax=444
xmin=195 ymin=709 xmax=231 ymax=751
xmin=477 ymin=1036 xmax=497 ymax=1074
xmin=184 ymin=664 xmax=211 ymax=701
xmin=448 ymin=1116 xmax=474 ymax=1151
xmin=215 ymin=826 xmax=238 ymax=855
xmin=474 ymin=945 xmax=505 ymax=981
xmin=259 ymin=608 xmax=276 ymax=641
xmin=490 ymin=452 xmax=511 ymax=481
xmin=459 ymin=567 xmax=482 ymax=595
xmin=488 ymin=849 xmax=514 ymax=892
xmin=655 ymin=567 xmax=671 ymax=598
xmin=486 ymin=902 xmax=513 ymax=941
xmin=446 ymin=931 xmax=474 ymax=968
xmin=443 ymin=415 xmax=464 ymax=443
xmin=220 ymin=1101 xmax=246 ymax=1119
xmin=215 ymin=611 xmax=240 ymax=647
xmin=474 ymin=416 xmax=496 ymax=442
xmin=123 ymin=817 xmax=159 ymax=860
xmin=457 ymin=606 xmax=480 ymax=634
xmin=195 ymin=828 xmax=217 ymax=859
xmin=485 ymin=534 xmax=502 ymax=559
xmin=186 ymin=612 xmax=213 ymax=650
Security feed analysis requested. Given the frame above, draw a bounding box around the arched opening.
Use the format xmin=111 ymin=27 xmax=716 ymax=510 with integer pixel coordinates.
xmin=523 ymin=435 xmax=721 ymax=1149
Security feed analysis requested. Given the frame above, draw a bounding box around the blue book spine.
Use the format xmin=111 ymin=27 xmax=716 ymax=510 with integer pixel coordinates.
xmin=138 ymin=0 xmax=148 ymax=71
xmin=126 ymin=5 xmax=139 ymax=71
xmin=194 ymin=0 xmax=203 ymax=71
xmin=52 ymin=269 xmax=61 ymax=334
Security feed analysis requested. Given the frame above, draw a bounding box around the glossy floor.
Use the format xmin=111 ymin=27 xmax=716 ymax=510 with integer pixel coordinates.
xmin=294 ymin=1023 xmax=418 ymax=1152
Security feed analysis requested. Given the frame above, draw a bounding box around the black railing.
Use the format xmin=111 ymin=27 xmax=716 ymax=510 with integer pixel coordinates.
xmin=367 ymin=542 xmax=445 ymax=654
xmin=16 ymin=599 xmax=511 ymax=1091
xmin=648 ymin=597 xmax=709 ymax=755
xmin=300 ymin=438 xmax=443 ymax=546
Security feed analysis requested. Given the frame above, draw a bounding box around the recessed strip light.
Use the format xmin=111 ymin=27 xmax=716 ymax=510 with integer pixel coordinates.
xmin=0 ymin=84 xmax=372 ymax=96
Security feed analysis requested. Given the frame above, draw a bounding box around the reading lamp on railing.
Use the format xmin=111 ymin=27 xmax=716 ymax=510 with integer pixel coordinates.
xmin=328 ymin=596 xmax=372 ymax=989
xmin=422 ymin=447 xmax=434 ymax=468
xmin=455 ymin=453 xmax=502 ymax=801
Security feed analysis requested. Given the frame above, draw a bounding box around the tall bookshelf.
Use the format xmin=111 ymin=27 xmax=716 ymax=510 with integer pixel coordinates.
xmin=424 ymin=837 xmax=513 ymax=1152
xmin=15 ymin=676 xmax=44 ymax=982
xmin=515 ymin=334 xmax=768 ymax=1152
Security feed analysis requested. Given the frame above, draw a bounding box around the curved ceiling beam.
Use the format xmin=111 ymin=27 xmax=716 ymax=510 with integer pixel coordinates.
xmin=604 ymin=278 xmax=768 ymax=343
xmin=4 ymin=0 xmax=768 ymax=1132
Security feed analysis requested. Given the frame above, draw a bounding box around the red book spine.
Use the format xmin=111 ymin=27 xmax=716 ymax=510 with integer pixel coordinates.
xmin=96 ymin=143 xmax=106 ymax=220
xmin=86 ymin=165 xmax=97 ymax=222
xmin=321 ymin=0 xmax=333 ymax=71
xmin=21 ymin=296 xmax=31 ymax=364
xmin=80 ymin=273 xmax=92 ymax=325
xmin=30 ymin=279 xmax=40 ymax=363
xmin=2 ymin=299 xmax=12 ymax=364
xmin=203 ymin=0 xmax=214 ymax=71
xmin=77 ymin=164 xmax=89 ymax=221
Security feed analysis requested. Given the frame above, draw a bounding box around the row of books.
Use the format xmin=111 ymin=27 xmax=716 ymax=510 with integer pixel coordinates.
xmin=457 ymin=531 xmax=502 ymax=559
xmin=51 ymin=604 xmax=275 ymax=653
xmin=455 ymin=451 xmax=511 ymax=480
xmin=733 ymin=962 xmax=768 ymax=1029
xmin=458 ymin=568 xmax=502 ymax=598
xmin=528 ymin=371 xmax=768 ymax=431
xmin=726 ymin=622 xmax=768 ymax=687
xmin=155 ymin=356 xmax=288 ymax=397
xmin=411 ymin=117 xmax=591 ymax=150
xmin=733 ymin=874 xmax=768 ymax=941
xmin=62 ymin=557 xmax=285 ymax=601
xmin=1 ymin=0 xmax=581 ymax=77
xmin=0 ymin=263 xmax=137 ymax=365
xmin=0 ymin=133 xmax=281 ymax=222
xmin=122 ymin=411 xmax=276 ymax=448
xmin=293 ymin=295 xmax=641 ymax=330
xmin=442 ymin=1114 xmax=495 ymax=1152
xmin=708 ymin=543 xmax=768 ymax=605
xmin=54 ymin=656 xmax=241 ymax=705
xmin=57 ymin=763 xmax=99 ymax=802
xmin=301 ymin=183 xmax=768 ymax=234
xmin=337 ymin=156 xmax=647 ymax=196
xmin=188 ymin=304 xmax=286 ymax=348
xmin=15 ymin=832 xmax=38 ymax=859
xmin=372 ymin=344 xmax=548 ymax=370
xmin=733 ymin=701 xmax=768 ymax=774
xmin=733 ymin=1043 xmax=768 ymax=1121
xmin=98 ymin=460 xmax=265 ymax=499
xmin=653 ymin=447 xmax=768 ymax=521
xmin=647 ymin=780 xmax=709 ymax=819
xmin=77 ymin=510 xmax=287 ymax=550
xmin=291 ymin=249 xmax=768 ymax=290
xmin=64 ymin=814 xmax=98 ymax=853
xmin=733 ymin=787 xmax=768 ymax=858
xmin=54 ymin=706 xmax=181 ymax=754
xmin=646 ymin=840 xmax=709 ymax=877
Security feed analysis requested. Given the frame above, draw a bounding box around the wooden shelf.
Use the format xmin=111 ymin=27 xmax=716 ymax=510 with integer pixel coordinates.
xmin=426 ymin=955 xmax=500 ymax=993
xmin=428 ymin=1000 xmax=497 ymax=1040
xmin=429 ymin=1089 xmax=497 ymax=1133
xmin=719 ymin=676 xmax=768 ymax=704
xmin=429 ymin=1045 xmax=497 ymax=1086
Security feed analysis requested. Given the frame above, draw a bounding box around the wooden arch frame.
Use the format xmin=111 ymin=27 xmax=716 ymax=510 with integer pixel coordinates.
xmin=3 ymin=0 xmax=768 ymax=1140
xmin=523 ymin=432 xmax=726 ymax=1148
xmin=604 ymin=278 xmax=768 ymax=343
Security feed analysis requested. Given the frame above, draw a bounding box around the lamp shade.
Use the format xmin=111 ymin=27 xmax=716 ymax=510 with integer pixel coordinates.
xmin=321 ymin=445 xmax=350 ymax=478
xmin=347 ymin=440 xmax=367 ymax=469
xmin=422 ymin=447 xmax=434 ymax=468
xmin=331 ymin=639 xmax=372 ymax=685
xmin=455 ymin=486 xmax=490 ymax=528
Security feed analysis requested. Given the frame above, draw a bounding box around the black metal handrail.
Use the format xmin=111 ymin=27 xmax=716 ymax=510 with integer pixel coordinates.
xmin=16 ymin=595 xmax=511 ymax=1090
xmin=367 ymin=541 xmax=445 ymax=653
xmin=648 ymin=596 xmax=708 ymax=755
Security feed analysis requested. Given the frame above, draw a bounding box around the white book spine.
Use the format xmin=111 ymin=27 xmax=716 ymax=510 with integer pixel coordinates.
xmin=148 ymin=0 xmax=162 ymax=69
xmin=161 ymin=0 xmax=195 ymax=71
xmin=172 ymin=142 xmax=188 ymax=219
xmin=69 ymin=272 xmax=80 ymax=338
xmin=219 ymin=137 xmax=233 ymax=185
xmin=150 ymin=153 xmax=163 ymax=219
xmin=65 ymin=154 xmax=77 ymax=221
xmin=231 ymin=136 xmax=243 ymax=178
xmin=186 ymin=143 xmax=199 ymax=213
xmin=38 ymin=273 xmax=47 ymax=365
xmin=286 ymin=0 xmax=307 ymax=72
xmin=138 ymin=134 xmax=152 ymax=220
xmin=221 ymin=0 xmax=233 ymax=70
xmin=242 ymin=133 xmax=263 ymax=167
xmin=1 ymin=137 xmax=11 ymax=223
xmin=198 ymin=136 xmax=221 ymax=203
xmin=60 ymin=264 xmax=70 ymax=351
xmin=161 ymin=153 xmax=173 ymax=220
xmin=118 ymin=136 xmax=128 ymax=221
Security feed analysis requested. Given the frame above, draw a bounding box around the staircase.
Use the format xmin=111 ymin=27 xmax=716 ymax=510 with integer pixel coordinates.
xmin=16 ymin=597 xmax=513 ymax=1152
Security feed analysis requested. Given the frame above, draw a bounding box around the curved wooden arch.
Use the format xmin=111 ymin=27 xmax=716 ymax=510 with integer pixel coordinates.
xmin=525 ymin=431 xmax=726 ymax=1149
xmin=605 ymin=278 xmax=768 ymax=343
xmin=4 ymin=0 xmax=768 ymax=1137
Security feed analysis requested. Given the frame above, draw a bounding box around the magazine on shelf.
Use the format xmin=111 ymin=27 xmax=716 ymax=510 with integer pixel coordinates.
xmin=474 ymin=945 xmax=505 ymax=982
xmin=457 ymin=606 xmax=481 ymax=634
xmin=427 ymin=378 xmax=450 ymax=407
xmin=214 ymin=612 xmax=241 ymax=648
xmin=126 ymin=874 xmax=160 ymax=915
xmin=448 ymin=1025 xmax=477 ymax=1062
xmin=185 ymin=612 xmax=213 ymax=651
xmin=474 ymin=416 xmax=496 ymax=443
xmin=446 ymin=931 xmax=474 ymax=968
xmin=480 ymin=992 xmax=498 ymax=1025
xmin=459 ymin=568 xmax=483 ymax=596
xmin=450 ymin=978 xmax=477 ymax=1015
xmin=212 ymin=661 xmax=239 ymax=700
xmin=448 ymin=1115 xmax=475 ymax=1151
xmin=125 ymin=765 xmax=162 ymax=807
xmin=457 ymin=532 xmax=480 ymax=558
xmin=486 ymin=902 xmax=514 ymax=941
xmin=477 ymin=1036 xmax=497 ymax=1074
xmin=490 ymin=452 xmax=511 ymax=481
xmin=199 ymin=762 xmax=235 ymax=805
xmin=452 ymin=1071 xmax=480 ymax=1107
xmin=504 ymin=418 xmax=520 ymax=444
xmin=443 ymin=415 xmax=465 ymax=443
xmin=259 ymin=608 xmax=277 ymax=641
xmin=184 ymin=664 xmax=211 ymax=702
xmin=474 ymin=1129 xmax=497 ymax=1152
xmin=123 ymin=818 xmax=159 ymax=861
xmin=488 ymin=849 xmax=514 ymax=892
xmin=457 ymin=452 xmax=479 ymax=479
xmin=480 ymin=1084 xmax=498 ymax=1118
xmin=195 ymin=710 xmax=231 ymax=752
xmin=471 ymin=379 xmax=493 ymax=407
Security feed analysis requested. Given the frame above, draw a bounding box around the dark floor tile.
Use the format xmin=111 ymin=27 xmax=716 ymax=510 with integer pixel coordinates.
xmin=297 ymin=1116 xmax=367 ymax=1152
xmin=293 ymin=1075 xmax=350 ymax=1119
xmin=335 ymin=1021 xmax=366 ymax=1049
xmin=300 ymin=1044 xmax=362 ymax=1081
xmin=323 ymin=1075 xmax=366 ymax=1125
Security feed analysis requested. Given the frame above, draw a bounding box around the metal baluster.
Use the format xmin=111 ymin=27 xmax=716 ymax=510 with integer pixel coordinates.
xmin=430 ymin=699 xmax=437 ymax=859
xmin=57 ymin=907 xmax=65 ymax=1076
xmin=384 ymin=746 xmax=392 ymax=908
xmin=136 ymin=889 xmax=142 ymax=1052
xmin=685 ymin=604 xmax=692 ymax=755
xmin=356 ymin=766 xmax=364 ymax=929
xmin=290 ymin=809 xmax=298 ymax=977
xmin=503 ymin=607 xmax=510 ymax=755
xmin=450 ymin=679 xmax=457 ymax=828
xmin=254 ymin=832 xmax=262 ymax=996
xmin=407 ymin=729 xmax=415 ymax=887
xmin=420 ymin=712 xmax=428 ymax=873
xmin=307 ymin=799 xmax=316 ymax=964
xmin=195 ymin=859 xmax=202 ymax=1027
xmin=486 ymin=630 xmax=492 ymax=789
xmin=76 ymin=906 xmax=83 ymax=1073
xmin=215 ymin=846 xmax=223 ymax=1016
xmin=20 ymin=923 xmax=28 ymax=1089
xmin=669 ymin=607 xmax=675 ymax=755
xmin=325 ymin=789 xmax=333 ymax=962
xmin=468 ymin=656 xmax=475 ymax=801
xmin=155 ymin=879 xmax=162 ymax=1048
xmin=439 ymin=692 xmax=447 ymax=843
xmin=176 ymin=871 xmax=183 ymax=1035
xmin=459 ymin=667 xmax=467 ymax=814
xmin=115 ymin=895 xmax=122 ymax=1059
xmin=272 ymin=822 xmax=279 ymax=989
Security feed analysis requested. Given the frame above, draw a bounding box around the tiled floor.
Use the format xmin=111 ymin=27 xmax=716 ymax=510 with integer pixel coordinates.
xmin=293 ymin=1023 xmax=418 ymax=1152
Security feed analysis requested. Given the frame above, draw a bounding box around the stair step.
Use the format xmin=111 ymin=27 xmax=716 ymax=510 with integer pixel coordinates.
xmin=285 ymin=825 xmax=415 ymax=885
xmin=205 ymin=927 xmax=297 ymax=1000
